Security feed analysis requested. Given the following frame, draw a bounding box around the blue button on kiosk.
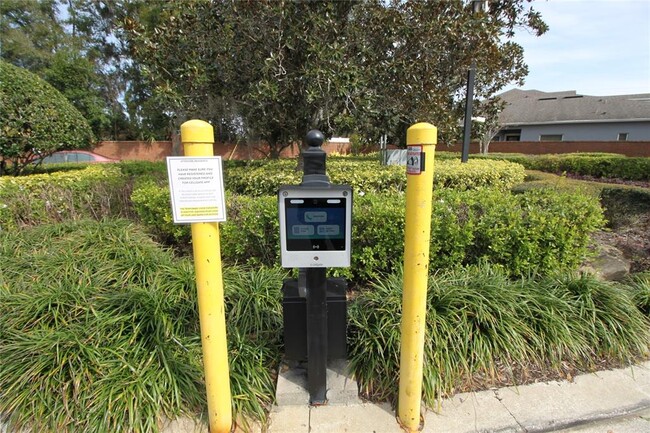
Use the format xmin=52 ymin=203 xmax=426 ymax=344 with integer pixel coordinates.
xmin=279 ymin=130 xmax=352 ymax=405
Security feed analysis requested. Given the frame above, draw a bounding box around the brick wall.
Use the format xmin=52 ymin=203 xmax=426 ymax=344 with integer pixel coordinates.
xmin=443 ymin=141 xmax=650 ymax=157
xmin=97 ymin=140 xmax=648 ymax=161
xmin=94 ymin=141 xmax=173 ymax=161
xmin=95 ymin=140 xmax=351 ymax=161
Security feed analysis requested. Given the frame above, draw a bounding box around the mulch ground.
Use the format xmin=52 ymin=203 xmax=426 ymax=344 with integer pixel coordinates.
xmin=563 ymin=173 xmax=650 ymax=273
xmin=565 ymin=173 xmax=650 ymax=189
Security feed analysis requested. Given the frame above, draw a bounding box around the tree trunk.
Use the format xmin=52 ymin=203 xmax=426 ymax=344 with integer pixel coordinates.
xmin=480 ymin=139 xmax=489 ymax=155
xmin=169 ymin=115 xmax=185 ymax=156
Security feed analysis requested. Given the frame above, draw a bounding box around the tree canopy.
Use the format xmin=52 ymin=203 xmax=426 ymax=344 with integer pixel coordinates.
xmin=123 ymin=0 xmax=547 ymax=154
xmin=1 ymin=0 xmax=547 ymax=154
xmin=0 ymin=0 xmax=163 ymax=140
xmin=0 ymin=61 xmax=95 ymax=175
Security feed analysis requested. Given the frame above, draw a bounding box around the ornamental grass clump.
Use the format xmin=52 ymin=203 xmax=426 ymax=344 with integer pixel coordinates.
xmin=628 ymin=273 xmax=650 ymax=317
xmin=0 ymin=220 xmax=285 ymax=433
xmin=536 ymin=273 xmax=650 ymax=362
xmin=348 ymin=264 xmax=650 ymax=408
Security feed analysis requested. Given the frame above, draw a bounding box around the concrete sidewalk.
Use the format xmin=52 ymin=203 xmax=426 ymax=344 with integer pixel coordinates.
xmin=265 ymin=360 xmax=650 ymax=433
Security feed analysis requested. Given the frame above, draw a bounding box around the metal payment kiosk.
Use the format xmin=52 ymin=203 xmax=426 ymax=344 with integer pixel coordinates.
xmin=279 ymin=129 xmax=352 ymax=405
xmin=279 ymin=186 xmax=352 ymax=268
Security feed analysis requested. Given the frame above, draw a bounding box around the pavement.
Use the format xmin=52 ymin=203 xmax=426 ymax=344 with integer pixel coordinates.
xmin=261 ymin=360 xmax=650 ymax=433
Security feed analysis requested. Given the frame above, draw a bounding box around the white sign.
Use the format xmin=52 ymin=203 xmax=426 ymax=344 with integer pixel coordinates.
xmin=167 ymin=157 xmax=227 ymax=223
xmin=406 ymin=145 xmax=423 ymax=175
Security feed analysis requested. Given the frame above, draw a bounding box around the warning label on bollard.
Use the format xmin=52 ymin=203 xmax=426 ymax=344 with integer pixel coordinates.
xmin=406 ymin=145 xmax=425 ymax=175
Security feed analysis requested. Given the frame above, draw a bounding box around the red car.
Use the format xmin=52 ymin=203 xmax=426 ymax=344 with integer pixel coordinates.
xmin=38 ymin=150 xmax=117 ymax=164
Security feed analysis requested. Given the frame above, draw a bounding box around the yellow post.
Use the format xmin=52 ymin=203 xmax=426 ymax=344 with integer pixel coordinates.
xmin=181 ymin=119 xmax=232 ymax=433
xmin=398 ymin=122 xmax=437 ymax=432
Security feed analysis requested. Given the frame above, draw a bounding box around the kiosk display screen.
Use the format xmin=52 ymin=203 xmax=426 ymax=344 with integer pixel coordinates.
xmin=284 ymin=198 xmax=346 ymax=251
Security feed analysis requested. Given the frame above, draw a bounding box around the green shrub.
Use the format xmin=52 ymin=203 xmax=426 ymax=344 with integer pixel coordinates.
xmin=130 ymin=186 xmax=280 ymax=265
xmin=432 ymin=159 xmax=525 ymax=190
xmin=351 ymin=188 xmax=604 ymax=280
xmin=0 ymin=165 xmax=131 ymax=230
xmin=0 ymin=61 xmax=95 ymax=176
xmin=348 ymin=265 xmax=650 ymax=406
xmin=118 ymin=160 xmax=168 ymax=178
xmin=424 ymin=150 xmax=461 ymax=160
xmin=328 ymin=161 xmax=405 ymax=193
xmin=223 ymin=159 xmax=300 ymax=196
xmin=0 ymin=220 xmax=286 ymax=432
xmin=22 ymin=162 xmax=89 ymax=175
xmin=130 ymin=179 xmax=190 ymax=244
xmin=482 ymin=153 xmax=650 ymax=181
xmin=470 ymin=187 xmax=605 ymax=274
xmin=223 ymin=158 xmax=525 ymax=196
xmin=131 ymin=183 xmax=604 ymax=280
xmin=221 ymin=195 xmax=280 ymax=267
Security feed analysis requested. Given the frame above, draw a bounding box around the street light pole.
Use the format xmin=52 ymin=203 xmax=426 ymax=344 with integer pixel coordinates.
xmin=461 ymin=0 xmax=487 ymax=163
xmin=461 ymin=62 xmax=476 ymax=163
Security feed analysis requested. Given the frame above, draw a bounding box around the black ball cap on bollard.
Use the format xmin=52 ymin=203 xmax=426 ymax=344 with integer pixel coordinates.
xmin=303 ymin=129 xmax=327 ymax=177
xmin=306 ymin=129 xmax=325 ymax=148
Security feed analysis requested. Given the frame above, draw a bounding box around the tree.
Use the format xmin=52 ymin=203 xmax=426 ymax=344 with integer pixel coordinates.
xmin=473 ymin=97 xmax=505 ymax=154
xmin=0 ymin=0 xmax=160 ymax=140
xmin=0 ymin=61 xmax=95 ymax=176
xmin=123 ymin=0 xmax=366 ymax=157
xmin=123 ymin=0 xmax=237 ymax=153
xmin=43 ymin=49 xmax=112 ymax=138
xmin=346 ymin=0 xmax=547 ymax=146
xmin=63 ymin=0 xmax=163 ymax=140
xmin=120 ymin=0 xmax=547 ymax=155
xmin=230 ymin=0 xmax=366 ymax=157
xmin=0 ymin=0 xmax=65 ymax=71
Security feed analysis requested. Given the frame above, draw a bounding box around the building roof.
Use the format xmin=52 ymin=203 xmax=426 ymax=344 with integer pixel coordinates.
xmin=497 ymin=89 xmax=650 ymax=126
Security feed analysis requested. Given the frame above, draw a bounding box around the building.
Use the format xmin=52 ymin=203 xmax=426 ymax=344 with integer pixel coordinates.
xmin=493 ymin=89 xmax=650 ymax=142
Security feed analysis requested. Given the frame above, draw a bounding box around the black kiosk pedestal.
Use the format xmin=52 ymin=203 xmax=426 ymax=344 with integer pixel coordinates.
xmin=278 ymin=130 xmax=352 ymax=405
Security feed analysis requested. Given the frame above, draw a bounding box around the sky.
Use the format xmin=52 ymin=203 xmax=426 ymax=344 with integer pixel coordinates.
xmin=502 ymin=0 xmax=650 ymax=96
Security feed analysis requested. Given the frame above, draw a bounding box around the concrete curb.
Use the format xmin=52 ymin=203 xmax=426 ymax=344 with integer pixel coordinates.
xmin=266 ymin=361 xmax=650 ymax=433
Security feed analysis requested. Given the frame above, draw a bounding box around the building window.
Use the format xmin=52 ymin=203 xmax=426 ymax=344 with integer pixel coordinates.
xmin=618 ymin=133 xmax=628 ymax=141
xmin=502 ymin=129 xmax=521 ymax=141
xmin=540 ymin=134 xmax=563 ymax=141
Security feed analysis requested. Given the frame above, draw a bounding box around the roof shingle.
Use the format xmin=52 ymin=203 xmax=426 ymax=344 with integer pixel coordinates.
xmin=497 ymin=89 xmax=650 ymax=125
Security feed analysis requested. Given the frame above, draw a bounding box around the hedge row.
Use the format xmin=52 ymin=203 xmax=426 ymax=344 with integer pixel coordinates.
xmin=223 ymin=158 xmax=525 ymax=195
xmin=0 ymin=158 xmax=524 ymax=231
xmin=0 ymin=165 xmax=131 ymax=230
xmin=0 ymin=159 xmax=602 ymax=280
xmin=475 ymin=153 xmax=650 ymax=181
xmin=131 ymin=183 xmax=604 ymax=280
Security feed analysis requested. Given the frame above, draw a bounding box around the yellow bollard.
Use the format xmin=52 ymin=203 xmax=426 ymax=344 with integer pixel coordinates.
xmin=181 ymin=120 xmax=232 ymax=433
xmin=398 ymin=122 xmax=437 ymax=432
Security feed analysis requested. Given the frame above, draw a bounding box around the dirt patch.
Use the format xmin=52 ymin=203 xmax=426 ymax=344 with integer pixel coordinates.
xmin=596 ymin=214 xmax=650 ymax=273
xmin=598 ymin=187 xmax=650 ymax=274
xmin=565 ymin=173 xmax=650 ymax=189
